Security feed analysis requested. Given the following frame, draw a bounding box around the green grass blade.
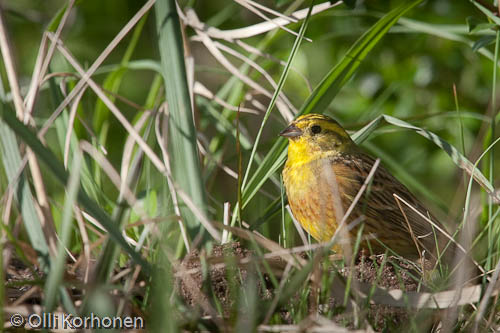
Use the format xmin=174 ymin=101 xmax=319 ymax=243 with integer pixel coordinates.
xmin=150 ymin=253 xmax=178 ymax=332
xmin=486 ymin=29 xmax=500 ymax=271
xmin=240 ymin=2 xmax=313 ymax=192
xmin=383 ymin=115 xmax=498 ymax=200
xmin=242 ymin=144 xmax=288 ymax=209
xmin=362 ymin=141 xmax=447 ymax=210
xmin=46 ymin=2 xmax=70 ymax=32
xmin=0 ymin=105 xmax=50 ymax=269
xmin=472 ymin=1 xmax=500 ymax=26
xmin=234 ymin=2 xmax=313 ymax=215
xmin=298 ymin=0 xmax=423 ymax=116
xmin=44 ymin=150 xmax=82 ymax=312
xmin=0 ymin=104 xmax=151 ymax=275
xmin=350 ymin=115 xmax=385 ymax=144
xmin=197 ymin=96 xmax=253 ymax=150
xmin=155 ymin=0 xmax=207 ymax=238
xmin=353 ymin=114 xmax=499 ymax=202
xmin=93 ymin=120 xmax=152 ymax=283
xmin=49 ymin=75 xmax=102 ymax=204
xmin=93 ymin=13 xmax=148 ymax=133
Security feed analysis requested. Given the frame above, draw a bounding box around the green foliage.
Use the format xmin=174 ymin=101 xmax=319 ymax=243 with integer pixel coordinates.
xmin=1 ymin=0 xmax=500 ymax=331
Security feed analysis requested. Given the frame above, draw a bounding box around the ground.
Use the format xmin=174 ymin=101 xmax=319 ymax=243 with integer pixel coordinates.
xmin=5 ymin=241 xmax=443 ymax=331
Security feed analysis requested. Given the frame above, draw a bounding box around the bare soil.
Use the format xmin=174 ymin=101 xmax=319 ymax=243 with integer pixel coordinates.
xmin=5 ymin=242 xmax=428 ymax=331
xmin=178 ymin=242 xmax=426 ymax=331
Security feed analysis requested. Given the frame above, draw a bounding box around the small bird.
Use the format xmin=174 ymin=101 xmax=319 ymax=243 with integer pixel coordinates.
xmin=280 ymin=113 xmax=455 ymax=262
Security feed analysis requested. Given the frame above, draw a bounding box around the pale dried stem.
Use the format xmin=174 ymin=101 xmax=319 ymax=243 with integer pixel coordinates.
xmin=221 ymin=224 xmax=307 ymax=268
xmin=443 ymin=206 xmax=478 ymax=331
xmin=175 ymin=234 xmax=378 ymax=279
xmin=0 ymin=6 xmax=58 ymax=257
xmin=176 ymin=185 xmax=223 ymax=242
xmin=474 ymin=256 xmax=500 ymax=331
xmin=341 ymin=159 xmax=380 ymax=232
xmin=363 ymin=282 xmax=496 ymax=309
xmin=393 ymin=195 xmax=424 ymax=272
xmin=38 ymin=0 xmax=155 ymax=138
xmin=0 ymin=7 xmax=24 ymax=119
xmin=79 ymin=140 xmax=160 ymax=253
xmin=233 ymin=0 xmax=308 ymax=41
xmin=81 ymin=210 xmax=107 ymax=234
xmin=73 ymin=206 xmax=91 ymax=283
xmin=126 ymin=216 xmax=179 ymax=229
xmin=63 ymin=86 xmax=86 ymax=168
xmin=47 ymin=33 xmax=167 ymax=173
xmin=24 ymin=33 xmax=48 ymax=114
xmin=155 ymin=108 xmax=191 ymax=251
xmin=236 ymin=0 xmax=298 ymax=23
xmin=314 ymin=159 xmax=381 ymax=321
xmin=78 ymin=212 xmax=105 ymax=239
xmin=189 ymin=19 xmax=294 ymax=121
xmin=1 ymin=182 xmax=13 ymax=223
xmin=27 ymin=153 xmax=59 ymax=257
xmin=51 ymin=36 xmax=221 ymax=242
xmin=221 ymin=202 xmax=231 ymax=244
xmin=12 ymin=286 xmax=41 ymax=307
xmin=79 ymin=141 xmax=139 ymax=209
xmin=286 ymin=205 xmax=309 ymax=246
xmin=116 ymin=265 xmax=142 ymax=317
xmin=24 ymin=0 xmax=75 ymax=119
xmin=235 ymin=39 xmax=312 ymax=92
xmin=201 ymin=38 xmax=297 ymax=113
xmin=194 ymin=81 xmax=259 ymax=114
xmin=1 ymin=188 xmax=14 ymax=272
xmin=180 ymin=2 xmax=340 ymax=40
xmin=245 ymin=93 xmax=267 ymax=112
xmin=262 ymin=261 xmax=293 ymax=324
xmin=111 ymin=267 xmax=133 ymax=283
xmin=393 ymin=193 xmax=485 ymax=275
xmin=120 ymin=110 xmax=151 ymax=199
xmin=197 ymin=139 xmax=239 ymax=180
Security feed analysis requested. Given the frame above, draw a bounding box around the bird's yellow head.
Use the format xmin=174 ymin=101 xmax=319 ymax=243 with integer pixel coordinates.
xmin=280 ymin=114 xmax=354 ymax=164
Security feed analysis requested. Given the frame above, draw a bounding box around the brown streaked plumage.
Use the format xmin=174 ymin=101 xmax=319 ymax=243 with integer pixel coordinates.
xmin=281 ymin=113 xmax=455 ymax=261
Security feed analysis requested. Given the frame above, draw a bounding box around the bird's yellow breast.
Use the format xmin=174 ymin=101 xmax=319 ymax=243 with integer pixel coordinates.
xmin=283 ymin=156 xmax=344 ymax=242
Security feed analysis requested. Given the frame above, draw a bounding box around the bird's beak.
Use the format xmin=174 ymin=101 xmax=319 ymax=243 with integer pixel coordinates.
xmin=279 ymin=124 xmax=302 ymax=138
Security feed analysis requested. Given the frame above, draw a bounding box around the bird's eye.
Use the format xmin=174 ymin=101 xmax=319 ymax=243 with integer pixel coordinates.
xmin=311 ymin=125 xmax=321 ymax=134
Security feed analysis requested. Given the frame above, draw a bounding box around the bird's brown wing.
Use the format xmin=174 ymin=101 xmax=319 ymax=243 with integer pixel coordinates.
xmin=333 ymin=152 xmax=454 ymax=260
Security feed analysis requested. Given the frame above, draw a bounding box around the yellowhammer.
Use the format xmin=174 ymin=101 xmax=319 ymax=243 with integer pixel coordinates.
xmin=281 ymin=113 xmax=455 ymax=262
